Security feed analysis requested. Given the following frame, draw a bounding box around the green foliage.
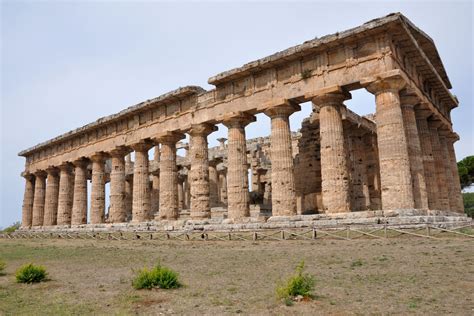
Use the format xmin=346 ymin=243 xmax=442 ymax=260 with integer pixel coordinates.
xmin=463 ymin=192 xmax=474 ymax=218
xmin=276 ymin=261 xmax=315 ymax=302
xmin=15 ymin=263 xmax=47 ymax=283
xmin=350 ymin=259 xmax=364 ymax=268
xmin=2 ymin=222 xmax=20 ymax=234
xmin=0 ymin=260 xmax=6 ymax=275
xmin=301 ymin=69 xmax=312 ymax=79
xmin=132 ymin=263 xmax=181 ymax=290
xmin=458 ymin=156 xmax=474 ymax=189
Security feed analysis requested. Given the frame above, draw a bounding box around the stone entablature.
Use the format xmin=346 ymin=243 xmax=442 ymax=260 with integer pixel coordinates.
xmin=18 ymin=13 xmax=465 ymax=230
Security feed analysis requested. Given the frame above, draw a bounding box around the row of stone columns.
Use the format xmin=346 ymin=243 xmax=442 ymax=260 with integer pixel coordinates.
xmin=20 ymin=80 xmax=464 ymax=228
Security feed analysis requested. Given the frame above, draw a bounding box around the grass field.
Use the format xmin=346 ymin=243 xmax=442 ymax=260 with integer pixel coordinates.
xmin=0 ymin=237 xmax=473 ymax=315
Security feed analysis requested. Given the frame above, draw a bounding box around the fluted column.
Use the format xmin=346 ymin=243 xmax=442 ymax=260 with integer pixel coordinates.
xmin=208 ymin=159 xmax=220 ymax=208
xmin=131 ymin=140 xmax=153 ymax=222
xmin=151 ymin=145 xmax=160 ymax=216
xmin=264 ymin=103 xmax=300 ymax=216
xmin=312 ymin=90 xmax=351 ymax=213
xmin=177 ymin=176 xmax=184 ymax=210
xmin=446 ymin=136 xmax=464 ymax=213
xmin=109 ymin=148 xmax=128 ymax=223
xmin=365 ymin=75 xmax=414 ymax=209
xmin=71 ymin=159 xmax=88 ymax=225
xmin=415 ymin=112 xmax=440 ymax=209
xmin=399 ymin=96 xmax=429 ymax=209
xmin=439 ymin=134 xmax=457 ymax=211
xmin=57 ymin=163 xmax=74 ymax=225
xmin=155 ymin=132 xmax=185 ymax=220
xmin=188 ymin=124 xmax=216 ymax=219
xmin=223 ymin=113 xmax=255 ymax=219
xmin=31 ymin=170 xmax=46 ymax=226
xmin=43 ymin=167 xmax=59 ymax=226
xmin=428 ymin=120 xmax=450 ymax=210
xmin=125 ymin=176 xmax=133 ymax=220
xmin=21 ymin=173 xmax=35 ymax=228
xmin=90 ymin=153 xmax=106 ymax=224
xmin=184 ymin=171 xmax=190 ymax=209
xmin=218 ymin=168 xmax=227 ymax=206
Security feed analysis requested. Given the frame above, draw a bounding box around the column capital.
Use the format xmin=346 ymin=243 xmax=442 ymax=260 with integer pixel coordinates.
xmin=130 ymin=139 xmax=154 ymax=152
xmin=21 ymin=171 xmax=35 ymax=181
xmin=428 ymin=118 xmax=443 ymax=129
xmin=221 ymin=112 xmax=256 ymax=128
xmin=189 ymin=123 xmax=217 ymax=137
xmin=45 ymin=166 xmax=59 ymax=176
xmin=209 ymin=157 xmax=223 ymax=167
xmin=90 ymin=151 xmax=109 ymax=162
xmin=399 ymin=93 xmax=420 ymax=109
xmin=72 ymin=158 xmax=89 ymax=168
xmin=311 ymin=86 xmax=351 ymax=107
xmin=58 ymin=162 xmax=73 ymax=172
xmin=362 ymin=70 xmax=407 ymax=95
xmin=33 ymin=170 xmax=47 ymax=178
xmin=263 ymin=101 xmax=301 ymax=118
xmin=153 ymin=131 xmax=185 ymax=144
xmin=110 ymin=146 xmax=130 ymax=158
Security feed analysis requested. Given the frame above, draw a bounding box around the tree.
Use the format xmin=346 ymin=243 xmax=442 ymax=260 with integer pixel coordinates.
xmin=457 ymin=156 xmax=474 ymax=189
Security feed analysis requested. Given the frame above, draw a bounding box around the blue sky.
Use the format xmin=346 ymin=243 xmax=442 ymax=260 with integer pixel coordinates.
xmin=1 ymin=0 xmax=473 ymax=228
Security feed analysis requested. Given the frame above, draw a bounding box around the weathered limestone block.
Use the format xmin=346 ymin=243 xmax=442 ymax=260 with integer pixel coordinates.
xmin=21 ymin=173 xmax=35 ymax=228
xmin=156 ymin=132 xmax=184 ymax=220
xmin=349 ymin=132 xmax=371 ymax=211
xmin=109 ymin=148 xmax=128 ymax=223
xmin=131 ymin=141 xmax=153 ymax=222
xmin=90 ymin=153 xmax=106 ymax=224
xmin=57 ymin=163 xmax=73 ymax=225
xmin=223 ymin=112 xmax=255 ymax=219
xmin=400 ymin=96 xmax=428 ymax=209
xmin=446 ymin=136 xmax=464 ymax=213
xmin=312 ymin=90 xmax=351 ymax=213
xmin=43 ymin=167 xmax=59 ymax=226
xmin=32 ymin=170 xmax=47 ymax=226
xmin=71 ymin=158 xmax=88 ymax=225
xmin=264 ymin=103 xmax=299 ymax=216
xmin=365 ymin=75 xmax=414 ymax=209
xmin=189 ymin=123 xmax=216 ymax=219
xmin=415 ymin=112 xmax=441 ymax=210
xmin=428 ymin=121 xmax=450 ymax=210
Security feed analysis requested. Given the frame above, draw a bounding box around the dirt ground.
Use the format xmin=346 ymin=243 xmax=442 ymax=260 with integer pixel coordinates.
xmin=0 ymin=237 xmax=473 ymax=315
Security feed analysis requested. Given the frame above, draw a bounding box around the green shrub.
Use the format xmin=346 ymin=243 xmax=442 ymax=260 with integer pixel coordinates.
xmin=16 ymin=263 xmax=47 ymax=283
xmin=276 ymin=261 xmax=315 ymax=301
xmin=0 ymin=260 xmax=6 ymax=275
xmin=132 ymin=263 xmax=181 ymax=290
xmin=2 ymin=222 xmax=20 ymax=233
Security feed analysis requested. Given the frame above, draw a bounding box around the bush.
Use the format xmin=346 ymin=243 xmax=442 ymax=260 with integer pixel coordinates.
xmin=2 ymin=222 xmax=20 ymax=234
xmin=132 ymin=263 xmax=181 ymax=290
xmin=463 ymin=192 xmax=474 ymax=218
xmin=0 ymin=260 xmax=6 ymax=275
xmin=276 ymin=261 xmax=315 ymax=301
xmin=15 ymin=263 xmax=48 ymax=283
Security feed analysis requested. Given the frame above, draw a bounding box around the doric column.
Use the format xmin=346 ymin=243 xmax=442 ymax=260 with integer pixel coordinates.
xmin=446 ymin=136 xmax=465 ymax=213
xmin=31 ymin=170 xmax=46 ymax=226
xmin=428 ymin=120 xmax=450 ymax=210
xmin=43 ymin=167 xmax=59 ymax=226
xmin=218 ymin=168 xmax=227 ymax=206
xmin=364 ymin=133 xmax=381 ymax=210
xmin=349 ymin=133 xmax=371 ymax=211
xmin=71 ymin=158 xmax=88 ymax=225
xmin=155 ymin=132 xmax=185 ymax=220
xmin=131 ymin=140 xmax=153 ymax=222
xmin=109 ymin=148 xmax=128 ymax=223
xmin=208 ymin=159 xmax=220 ymax=208
xmin=223 ymin=113 xmax=255 ymax=219
xmin=264 ymin=103 xmax=300 ymax=216
xmin=151 ymin=145 xmax=160 ymax=216
xmin=400 ymin=95 xmax=429 ymax=209
xmin=312 ymin=90 xmax=351 ymax=213
xmin=439 ymin=133 xmax=457 ymax=211
xmin=57 ymin=163 xmax=74 ymax=225
xmin=415 ymin=111 xmax=440 ymax=209
xmin=21 ymin=173 xmax=35 ymax=228
xmin=177 ymin=175 xmax=184 ymax=210
xmin=188 ymin=123 xmax=216 ymax=219
xmin=90 ymin=153 xmax=107 ymax=224
xmin=125 ymin=176 xmax=133 ymax=220
xmin=365 ymin=75 xmax=414 ymax=209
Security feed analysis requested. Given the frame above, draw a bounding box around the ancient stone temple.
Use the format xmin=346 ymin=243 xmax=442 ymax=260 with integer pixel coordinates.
xmin=18 ymin=13 xmax=467 ymax=231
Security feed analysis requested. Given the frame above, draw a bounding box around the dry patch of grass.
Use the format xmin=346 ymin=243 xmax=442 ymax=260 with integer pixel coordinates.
xmin=0 ymin=238 xmax=473 ymax=314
